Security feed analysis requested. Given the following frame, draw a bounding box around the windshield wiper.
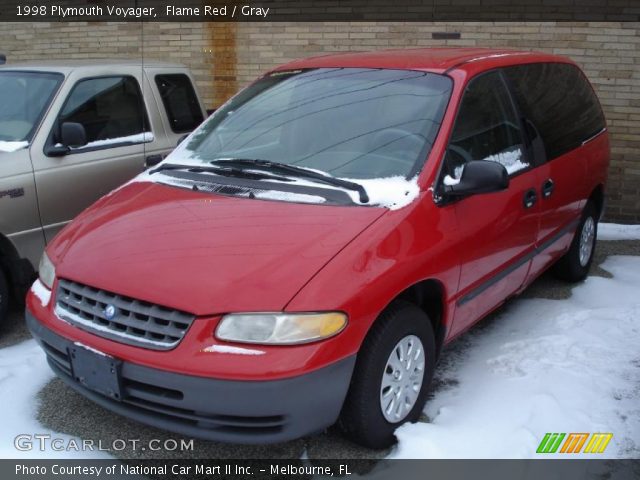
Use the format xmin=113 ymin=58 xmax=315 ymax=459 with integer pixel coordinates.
xmin=210 ymin=158 xmax=369 ymax=203
xmin=149 ymin=163 xmax=290 ymax=182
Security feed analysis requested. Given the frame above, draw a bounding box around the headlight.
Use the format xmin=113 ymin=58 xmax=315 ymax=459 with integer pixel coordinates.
xmin=38 ymin=252 xmax=56 ymax=290
xmin=216 ymin=312 xmax=347 ymax=345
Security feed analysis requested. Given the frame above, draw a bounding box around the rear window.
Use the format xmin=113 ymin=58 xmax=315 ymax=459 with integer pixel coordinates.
xmin=155 ymin=74 xmax=204 ymax=133
xmin=504 ymin=63 xmax=605 ymax=161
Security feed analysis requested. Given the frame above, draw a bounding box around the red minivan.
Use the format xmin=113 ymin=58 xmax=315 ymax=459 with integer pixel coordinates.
xmin=26 ymin=48 xmax=609 ymax=448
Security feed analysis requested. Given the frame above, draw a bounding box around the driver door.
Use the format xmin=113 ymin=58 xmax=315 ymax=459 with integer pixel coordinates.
xmin=444 ymin=71 xmax=541 ymax=337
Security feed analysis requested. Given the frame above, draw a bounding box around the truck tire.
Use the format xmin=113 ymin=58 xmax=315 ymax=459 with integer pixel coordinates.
xmin=0 ymin=268 xmax=8 ymax=326
xmin=338 ymin=301 xmax=436 ymax=449
xmin=552 ymin=201 xmax=598 ymax=282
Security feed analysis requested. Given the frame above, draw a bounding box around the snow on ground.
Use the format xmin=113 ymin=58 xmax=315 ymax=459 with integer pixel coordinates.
xmin=392 ymin=255 xmax=640 ymax=459
xmin=598 ymin=223 xmax=640 ymax=241
xmin=0 ymin=340 xmax=109 ymax=459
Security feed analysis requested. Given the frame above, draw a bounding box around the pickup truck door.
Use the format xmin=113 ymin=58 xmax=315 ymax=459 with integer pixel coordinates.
xmin=443 ymin=71 xmax=540 ymax=338
xmin=0 ymin=148 xmax=45 ymax=267
xmin=30 ymin=67 xmax=166 ymax=242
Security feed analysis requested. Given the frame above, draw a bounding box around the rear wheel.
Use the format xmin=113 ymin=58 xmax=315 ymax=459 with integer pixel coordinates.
xmin=0 ymin=269 xmax=8 ymax=326
xmin=338 ymin=301 xmax=436 ymax=449
xmin=552 ymin=201 xmax=598 ymax=282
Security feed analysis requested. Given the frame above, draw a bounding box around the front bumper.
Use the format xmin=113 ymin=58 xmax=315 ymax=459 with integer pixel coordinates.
xmin=27 ymin=310 xmax=356 ymax=444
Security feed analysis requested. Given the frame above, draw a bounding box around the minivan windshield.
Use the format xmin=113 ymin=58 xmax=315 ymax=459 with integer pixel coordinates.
xmin=180 ymin=68 xmax=452 ymax=180
xmin=0 ymin=71 xmax=62 ymax=152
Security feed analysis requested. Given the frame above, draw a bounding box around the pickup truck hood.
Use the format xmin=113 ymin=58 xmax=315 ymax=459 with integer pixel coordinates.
xmin=49 ymin=181 xmax=386 ymax=315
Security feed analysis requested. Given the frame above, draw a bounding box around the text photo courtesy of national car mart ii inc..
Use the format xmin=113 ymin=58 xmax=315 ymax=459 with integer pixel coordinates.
xmin=14 ymin=463 xmax=353 ymax=477
xmin=16 ymin=4 xmax=271 ymax=19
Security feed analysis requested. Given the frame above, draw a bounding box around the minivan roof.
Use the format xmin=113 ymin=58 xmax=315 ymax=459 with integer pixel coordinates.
xmin=0 ymin=59 xmax=187 ymax=74
xmin=273 ymin=48 xmax=573 ymax=74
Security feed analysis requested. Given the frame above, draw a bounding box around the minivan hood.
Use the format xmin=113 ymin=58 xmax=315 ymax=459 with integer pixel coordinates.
xmin=50 ymin=181 xmax=386 ymax=315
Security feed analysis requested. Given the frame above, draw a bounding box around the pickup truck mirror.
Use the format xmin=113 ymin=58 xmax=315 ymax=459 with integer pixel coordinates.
xmin=60 ymin=122 xmax=87 ymax=148
xmin=48 ymin=122 xmax=88 ymax=156
xmin=445 ymin=160 xmax=509 ymax=197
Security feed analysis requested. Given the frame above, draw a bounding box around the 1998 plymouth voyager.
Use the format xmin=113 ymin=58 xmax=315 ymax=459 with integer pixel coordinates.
xmin=27 ymin=48 xmax=609 ymax=448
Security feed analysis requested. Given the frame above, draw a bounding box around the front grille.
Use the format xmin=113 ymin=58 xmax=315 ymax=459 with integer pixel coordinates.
xmin=55 ymin=279 xmax=195 ymax=350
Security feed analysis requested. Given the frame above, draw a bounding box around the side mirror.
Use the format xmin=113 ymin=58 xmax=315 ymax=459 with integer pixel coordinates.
xmin=0 ymin=54 xmax=6 ymax=65
xmin=445 ymin=160 xmax=509 ymax=197
xmin=60 ymin=122 xmax=87 ymax=148
xmin=48 ymin=122 xmax=87 ymax=156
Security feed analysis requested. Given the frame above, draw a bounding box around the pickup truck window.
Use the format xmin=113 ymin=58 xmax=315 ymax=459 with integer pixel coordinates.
xmin=155 ymin=74 xmax=204 ymax=134
xmin=0 ymin=71 xmax=62 ymax=151
xmin=57 ymin=76 xmax=151 ymax=150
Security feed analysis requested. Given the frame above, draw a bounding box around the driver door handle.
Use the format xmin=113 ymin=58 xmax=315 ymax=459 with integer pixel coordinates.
xmin=541 ymin=178 xmax=555 ymax=198
xmin=523 ymin=189 xmax=537 ymax=209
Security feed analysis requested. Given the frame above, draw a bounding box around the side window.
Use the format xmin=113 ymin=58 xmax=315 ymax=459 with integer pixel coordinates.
xmin=504 ymin=63 xmax=606 ymax=161
xmin=444 ymin=72 xmax=527 ymax=185
xmin=58 ymin=76 xmax=151 ymax=149
xmin=155 ymin=74 xmax=204 ymax=133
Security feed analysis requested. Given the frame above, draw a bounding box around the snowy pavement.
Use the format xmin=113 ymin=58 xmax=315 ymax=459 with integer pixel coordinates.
xmin=0 ymin=225 xmax=639 ymax=460
xmin=393 ymin=254 xmax=640 ymax=459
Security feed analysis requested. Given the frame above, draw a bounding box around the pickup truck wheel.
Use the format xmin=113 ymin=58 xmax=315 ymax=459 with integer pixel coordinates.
xmin=552 ymin=201 xmax=598 ymax=282
xmin=0 ymin=269 xmax=8 ymax=325
xmin=338 ymin=301 xmax=436 ymax=449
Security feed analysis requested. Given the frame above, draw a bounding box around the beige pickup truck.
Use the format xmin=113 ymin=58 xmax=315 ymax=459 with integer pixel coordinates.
xmin=0 ymin=60 xmax=207 ymax=323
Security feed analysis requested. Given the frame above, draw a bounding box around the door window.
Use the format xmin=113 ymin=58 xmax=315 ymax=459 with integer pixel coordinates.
xmin=57 ymin=76 xmax=151 ymax=150
xmin=443 ymin=71 xmax=527 ymax=185
xmin=155 ymin=74 xmax=204 ymax=133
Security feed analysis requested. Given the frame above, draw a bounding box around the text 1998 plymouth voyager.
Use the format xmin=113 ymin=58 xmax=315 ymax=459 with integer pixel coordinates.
xmin=27 ymin=48 xmax=609 ymax=448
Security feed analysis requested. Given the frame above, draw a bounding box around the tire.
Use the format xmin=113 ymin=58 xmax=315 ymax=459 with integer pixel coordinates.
xmin=0 ymin=268 xmax=8 ymax=326
xmin=552 ymin=201 xmax=598 ymax=282
xmin=338 ymin=301 xmax=436 ymax=449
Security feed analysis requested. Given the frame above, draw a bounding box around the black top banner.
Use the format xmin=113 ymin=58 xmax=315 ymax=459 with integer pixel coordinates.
xmin=0 ymin=0 xmax=638 ymax=22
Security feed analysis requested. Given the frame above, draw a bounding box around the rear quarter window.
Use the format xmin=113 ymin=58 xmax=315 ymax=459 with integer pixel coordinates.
xmin=155 ymin=74 xmax=204 ymax=133
xmin=504 ymin=63 xmax=605 ymax=161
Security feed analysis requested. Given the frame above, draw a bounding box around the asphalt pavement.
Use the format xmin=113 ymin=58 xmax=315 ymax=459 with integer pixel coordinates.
xmin=1 ymin=239 xmax=638 ymax=459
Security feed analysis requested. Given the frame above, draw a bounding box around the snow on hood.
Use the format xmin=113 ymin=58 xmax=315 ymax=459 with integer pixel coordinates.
xmin=0 ymin=140 xmax=28 ymax=153
xmin=111 ymin=153 xmax=420 ymax=210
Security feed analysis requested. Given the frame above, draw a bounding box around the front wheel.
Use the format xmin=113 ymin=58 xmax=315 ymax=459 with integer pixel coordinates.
xmin=552 ymin=201 xmax=598 ymax=282
xmin=338 ymin=301 xmax=436 ymax=449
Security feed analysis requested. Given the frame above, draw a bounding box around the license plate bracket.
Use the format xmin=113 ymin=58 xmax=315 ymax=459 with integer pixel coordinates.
xmin=69 ymin=344 xmax=122 ymax=401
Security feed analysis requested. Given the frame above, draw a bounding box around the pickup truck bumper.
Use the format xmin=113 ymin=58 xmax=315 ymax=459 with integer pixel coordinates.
xmin=26 ymin=310 xmax=356 ymax=444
